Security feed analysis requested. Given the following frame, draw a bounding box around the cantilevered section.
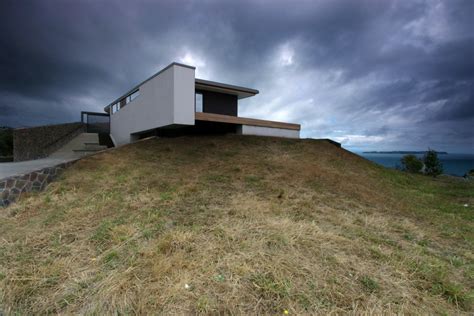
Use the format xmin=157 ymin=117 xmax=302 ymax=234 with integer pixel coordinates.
xmin=195 ymin=112 xmax=300 ymax=131
xmin=104 ymin=62 xmax=196 ymax=113
xmin=195 ymin=79 xmax=259 ymax=99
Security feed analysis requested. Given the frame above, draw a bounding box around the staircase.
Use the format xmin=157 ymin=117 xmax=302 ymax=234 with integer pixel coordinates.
xmin=49 ymin=133 xmax=108 ymax=160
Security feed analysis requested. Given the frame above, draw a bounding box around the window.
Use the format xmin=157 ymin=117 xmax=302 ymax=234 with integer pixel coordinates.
xmin=126 ymin=90 xmax=140 ymax=104
xmin=111 ymin=103 xmax=119 ymax=114
xmin=110 ymin=89 xmax=140 ymax=115
xmin=195 ymin=92 xmax=203 ymax=112
xmin=129 ymin=90 xmax=139 ymax=102
xmin=111 ymin=102 xmax=120 ymax=114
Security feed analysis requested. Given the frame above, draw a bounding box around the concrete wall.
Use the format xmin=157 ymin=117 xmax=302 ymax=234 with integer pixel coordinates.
xmin=13 ymin=123 xmax=86 ymax=161
xmin=174 ymin=65 xmax=196 ymax=125
xmin=237 ymin=125 xmax=300 ymax=139
xmin=110 ymin=64 xmax=195 ymax=145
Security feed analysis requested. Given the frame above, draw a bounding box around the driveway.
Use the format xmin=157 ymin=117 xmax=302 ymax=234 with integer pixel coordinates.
xmin=0 ymin=157 xmax=78 ymax=179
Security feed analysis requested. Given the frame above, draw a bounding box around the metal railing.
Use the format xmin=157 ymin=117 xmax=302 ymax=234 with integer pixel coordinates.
xmin=81 ymin=111 xmax=110 ymax=134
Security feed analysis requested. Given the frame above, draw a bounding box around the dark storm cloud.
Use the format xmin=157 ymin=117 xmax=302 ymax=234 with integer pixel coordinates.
xmin=0 ymin=0 xmax=472 ymax=152
xmin=430 ymin=91 xmax=474 ymax=121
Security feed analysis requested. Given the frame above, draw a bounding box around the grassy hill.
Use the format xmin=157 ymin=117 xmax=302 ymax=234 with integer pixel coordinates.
xmin=1 ymin=135 xmax=473 ymax=314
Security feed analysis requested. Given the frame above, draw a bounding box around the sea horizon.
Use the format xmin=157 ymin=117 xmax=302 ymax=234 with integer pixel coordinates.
xmin=352 ymin=151 xmax=474 ymax=177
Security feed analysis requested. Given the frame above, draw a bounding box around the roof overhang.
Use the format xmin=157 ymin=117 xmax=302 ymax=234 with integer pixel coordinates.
xmin=195 ymin=79 xmax=258 ymax=99
xmin=103 ymin=63 xmax=259 ymax=113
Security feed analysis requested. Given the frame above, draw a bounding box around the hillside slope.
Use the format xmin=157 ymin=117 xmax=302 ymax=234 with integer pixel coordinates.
xmin=1 ymin=135 xmax=473 ymax=314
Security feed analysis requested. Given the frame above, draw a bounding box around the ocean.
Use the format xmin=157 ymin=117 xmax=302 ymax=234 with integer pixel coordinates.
xmin=356 ymin=152 xmax=474 ymax=177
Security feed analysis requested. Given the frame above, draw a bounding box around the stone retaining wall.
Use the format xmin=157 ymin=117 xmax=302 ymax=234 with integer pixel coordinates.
xmin=14 ymin=122 xmax=85 ymax=161
xmin=0 ymin=160 xmax=76 ymax=207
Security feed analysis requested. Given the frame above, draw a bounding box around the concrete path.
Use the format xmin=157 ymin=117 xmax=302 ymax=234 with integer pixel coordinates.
xmin=0 ymin=157 xmax=78 ymax=179
xmin=49 ymin=133 xmax=105 ymax=159
xmin=0 ymin=133 xmax=106 ymax=180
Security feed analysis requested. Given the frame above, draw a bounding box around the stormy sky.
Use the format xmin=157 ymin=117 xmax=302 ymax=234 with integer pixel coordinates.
xmin=1 ymin=0 xmax=473 ymax=153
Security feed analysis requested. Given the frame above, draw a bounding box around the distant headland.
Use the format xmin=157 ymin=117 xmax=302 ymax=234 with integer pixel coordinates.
xmin=363 ymin=151 xmax=448 ymax=154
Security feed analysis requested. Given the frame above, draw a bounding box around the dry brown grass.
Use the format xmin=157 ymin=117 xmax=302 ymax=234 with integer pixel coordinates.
xmin=1 ymin=135 xmax=473 ymax=314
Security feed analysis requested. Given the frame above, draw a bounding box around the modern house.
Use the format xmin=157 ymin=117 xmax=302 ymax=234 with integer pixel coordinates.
xmin=11 ymin=62 xmax=301 ymax=163
xmin=105 ymin=62 xmax=300 ymax=145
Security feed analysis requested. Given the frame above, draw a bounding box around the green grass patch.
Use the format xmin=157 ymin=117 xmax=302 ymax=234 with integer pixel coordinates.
xmin=360 ymin=275 xmax=379 ymax=293
xmin=102 ymin=250 xmax=120 ymax=269
xmin=250 ymin=272 xmax=291 ymax=300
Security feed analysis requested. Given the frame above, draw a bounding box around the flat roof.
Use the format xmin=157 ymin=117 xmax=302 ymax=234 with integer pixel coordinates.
xmin=104 ymin=62 xmax=258 ymax=112
xmin=195 ymin=78 xmax=259 ymax=99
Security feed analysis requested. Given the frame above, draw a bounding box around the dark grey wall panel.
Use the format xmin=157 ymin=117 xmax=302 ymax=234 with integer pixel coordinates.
xmin=197 ymin=90 xmax=238 ymax=116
